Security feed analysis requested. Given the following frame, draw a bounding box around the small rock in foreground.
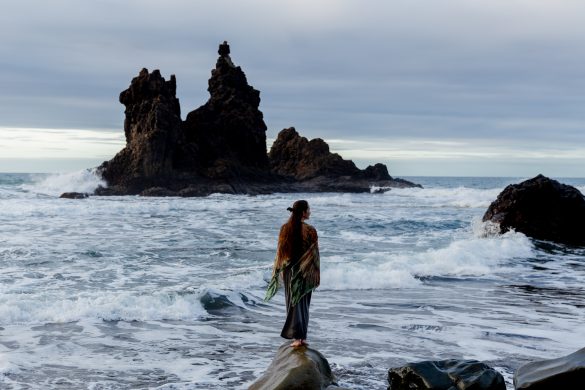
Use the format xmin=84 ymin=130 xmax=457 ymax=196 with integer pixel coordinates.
xmin=388 ymin=359 xmax=505 ymax=390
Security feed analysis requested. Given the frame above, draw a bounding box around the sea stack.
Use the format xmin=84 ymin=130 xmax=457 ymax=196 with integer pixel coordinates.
xmin=182 ymin=40 xmax=269 ymax=175
xmin=96 ymin=42 xmax=420 ymax=196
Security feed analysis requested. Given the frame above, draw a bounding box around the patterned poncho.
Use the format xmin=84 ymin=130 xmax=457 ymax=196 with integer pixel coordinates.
xmin=264 ymin=222 xmax=320 ymax=305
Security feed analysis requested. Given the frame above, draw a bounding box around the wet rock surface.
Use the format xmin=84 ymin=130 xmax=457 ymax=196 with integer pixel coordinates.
xmin=59 ymin=192 xmax=89 ymax=199
xmin=388 ymin=359 xmax=506 ymax=390
xmin=514 ymin=347 xmax=585 ymax=390
xmin=483 ymin=174 xmax=585 ymax=245
xmin=249 ymin=342 xmax=337 ymax=390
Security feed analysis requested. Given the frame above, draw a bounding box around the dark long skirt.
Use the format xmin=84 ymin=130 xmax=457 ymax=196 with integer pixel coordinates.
xmin=280 ymin=267 xmax=311 ymax=340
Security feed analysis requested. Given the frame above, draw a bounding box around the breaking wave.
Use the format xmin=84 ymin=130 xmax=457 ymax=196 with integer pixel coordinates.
xmin=22 ymin=168 xmax=106 ymax=196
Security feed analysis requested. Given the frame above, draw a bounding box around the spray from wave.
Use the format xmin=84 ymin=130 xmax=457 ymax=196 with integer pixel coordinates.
xmin=21 ymin=168 xmax=106 ymax=196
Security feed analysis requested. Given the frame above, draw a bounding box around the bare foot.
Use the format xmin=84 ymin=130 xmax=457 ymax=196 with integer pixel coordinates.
xmin=290 ymin=340 xmax=302 ymax=347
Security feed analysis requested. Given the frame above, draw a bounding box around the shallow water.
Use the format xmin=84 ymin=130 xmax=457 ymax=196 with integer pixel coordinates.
xmin=1 ymin=172 xmax=584 ymax=389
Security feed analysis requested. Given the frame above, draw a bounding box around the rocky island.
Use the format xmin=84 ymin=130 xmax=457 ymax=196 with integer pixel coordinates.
xmin=95 ymin=42 xmax=420 ymax=196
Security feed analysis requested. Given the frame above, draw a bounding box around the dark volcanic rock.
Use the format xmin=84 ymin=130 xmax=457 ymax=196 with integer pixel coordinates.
xmin=388 ymin=360 xmax=505 ymax=390
xmin=269 ymin=128 xmax=421 ymax=191
xmin=363 ymin=163 xmax=392 ymax=181
xmin=96 ymin=42 xmax=421 ymax=196
xmin=183 ymin=41 xmax=268 ymax=175
xmin=482 ymin=175 xmax=585 ymax=245
xmin=514 ymin=347 xmax=585 ymax=389
xmin=249 ymin=342 xmax=336 ymax=390
xmin=98 ymin=68 xmax=183 ymax=193
xmin=59 ymin=192 xmax=89 ymax=199
xmin=269 ymin=127 xmax=361 ymax=180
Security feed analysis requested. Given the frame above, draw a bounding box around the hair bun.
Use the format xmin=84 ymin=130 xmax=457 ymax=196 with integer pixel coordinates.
xmin=287 ymin=207 xmax=294 ymax=212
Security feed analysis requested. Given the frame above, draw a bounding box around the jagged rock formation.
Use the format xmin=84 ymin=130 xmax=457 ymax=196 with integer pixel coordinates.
xmin=514 ymin=346 xmax=585 ymax=389
xmin=248 ymin=342 xmax=339 ymax=390
xmin=182 ymin=41 xmax=269 ymax=176
xmin=388 ymin=360 xmax=505 ymax=390
xmin=95 ymin=42 xmax=420 ymax=196
xmin=482 ymin=175 xmax=585 ymax=246
xmin=98 ymin=68 xmax=183 ymax=193
xmin=269 ymin=127 xmax=362 ymax=180
xmin=269 ymin=127 xmax=420 ymax=192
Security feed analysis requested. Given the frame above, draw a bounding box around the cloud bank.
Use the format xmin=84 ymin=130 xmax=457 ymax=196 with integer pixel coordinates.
xmin=1 ymin=0 xmax=584 ymax=176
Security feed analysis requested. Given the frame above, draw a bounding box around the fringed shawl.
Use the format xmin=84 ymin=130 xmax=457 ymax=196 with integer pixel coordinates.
xmin=264 ymin=223 xmax=320 ymax=305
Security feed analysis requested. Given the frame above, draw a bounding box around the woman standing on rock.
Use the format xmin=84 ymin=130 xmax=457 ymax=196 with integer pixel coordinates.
xmin=265 ymin=200 xmax=320 ymax=347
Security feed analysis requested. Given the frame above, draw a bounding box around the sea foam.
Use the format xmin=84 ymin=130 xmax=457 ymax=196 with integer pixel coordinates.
xmin=320 ymin=231 xmax=533 ymax=290
xmin=389 ymin=186 xmax=501 ymax=208
xmin=22 ymin=168 xmax=106 ymax=196
xmin=0 ymin=290 xmax=206 ymax=325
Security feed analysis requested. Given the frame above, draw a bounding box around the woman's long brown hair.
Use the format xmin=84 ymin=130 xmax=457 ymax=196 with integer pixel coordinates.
xmin=277 ymin=200 xmax=309 ymax=266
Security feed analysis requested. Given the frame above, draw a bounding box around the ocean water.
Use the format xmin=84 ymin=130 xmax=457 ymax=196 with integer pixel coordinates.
xmin=1 ymin=172 xmax=584 ymax=389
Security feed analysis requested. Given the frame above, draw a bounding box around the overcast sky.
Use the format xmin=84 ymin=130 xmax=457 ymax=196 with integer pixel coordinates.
xmin=1 ymin=0 xmax=584 ymax=176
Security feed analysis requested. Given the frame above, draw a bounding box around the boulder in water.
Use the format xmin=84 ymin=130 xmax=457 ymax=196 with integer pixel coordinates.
xmin=514 ymin=346 xmax=585 ymax=389
xmin=249 ymin=342 xmax=337 ymax=390
xmin=482 ymin=175 xmax=585 ymax=246
xmin=59 ymin=192 xmax=89 ymax=199
xmin=388 ymin=359 xmax=505 ymax=390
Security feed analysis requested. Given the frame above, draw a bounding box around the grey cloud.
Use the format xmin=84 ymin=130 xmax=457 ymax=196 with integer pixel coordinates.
xmin=1 ymin=0 xmax=584 ymax=175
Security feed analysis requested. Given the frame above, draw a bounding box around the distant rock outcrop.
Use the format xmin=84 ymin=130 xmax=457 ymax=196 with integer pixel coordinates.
xmin=248 ymin=342 xmax=337 ymax=390
xmin=269 ymin=127 xmax=420 ymax=192
xmin=96 ymin=42 xmax=420 ymax=196
xmin=514 ymin=346 xmax=585 ymax=389
xmin=269 ymin=127 xmax=362 ymax=180
xmin=482 ymin=175 xmax=585 ymax=246
xmin=388 ymin=360 xmax=505 ymax=390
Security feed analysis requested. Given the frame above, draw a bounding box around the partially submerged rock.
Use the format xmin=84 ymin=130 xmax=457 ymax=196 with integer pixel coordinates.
xmin=59 ymin=192 xmax=89 ymax=199
xmin=482 ymin=175 xmax=585 ymax=246
xmin=249 ymin=342 xmax=337 ymax=390
xmin=514 ymin=347 xmax=585 ymax=389
xmin=388 ymin=359 xmax=505 ymax=390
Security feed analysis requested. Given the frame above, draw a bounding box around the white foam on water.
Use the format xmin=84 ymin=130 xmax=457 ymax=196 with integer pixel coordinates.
xmin=320 ymin=231 xmax=533 ymax=290
xmin=1 ymin=179 xmax=583 ymax=389
xmin=389 ymin=186 xmax=502 ymax=208
xmin=323 ymin=262 xmax=421 ymax=290
xmin=22 ymin=168 xmax=106 ymax=196
xmin=0 ymin=290 xmax=206 ymax=325
xmin=0 ymin=353 xmax=20 ymax=376
xmin=339 ymin=230 xmax=390 ymax=243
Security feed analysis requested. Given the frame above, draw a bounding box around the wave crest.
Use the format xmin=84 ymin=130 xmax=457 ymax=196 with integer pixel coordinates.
xmin=321 ymin=232 xmax=534 ymax=290
xmin=0 ymin=290 xmax=205 ymax=325
xmin=22 ymin=168 xmax=106 ymax=196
